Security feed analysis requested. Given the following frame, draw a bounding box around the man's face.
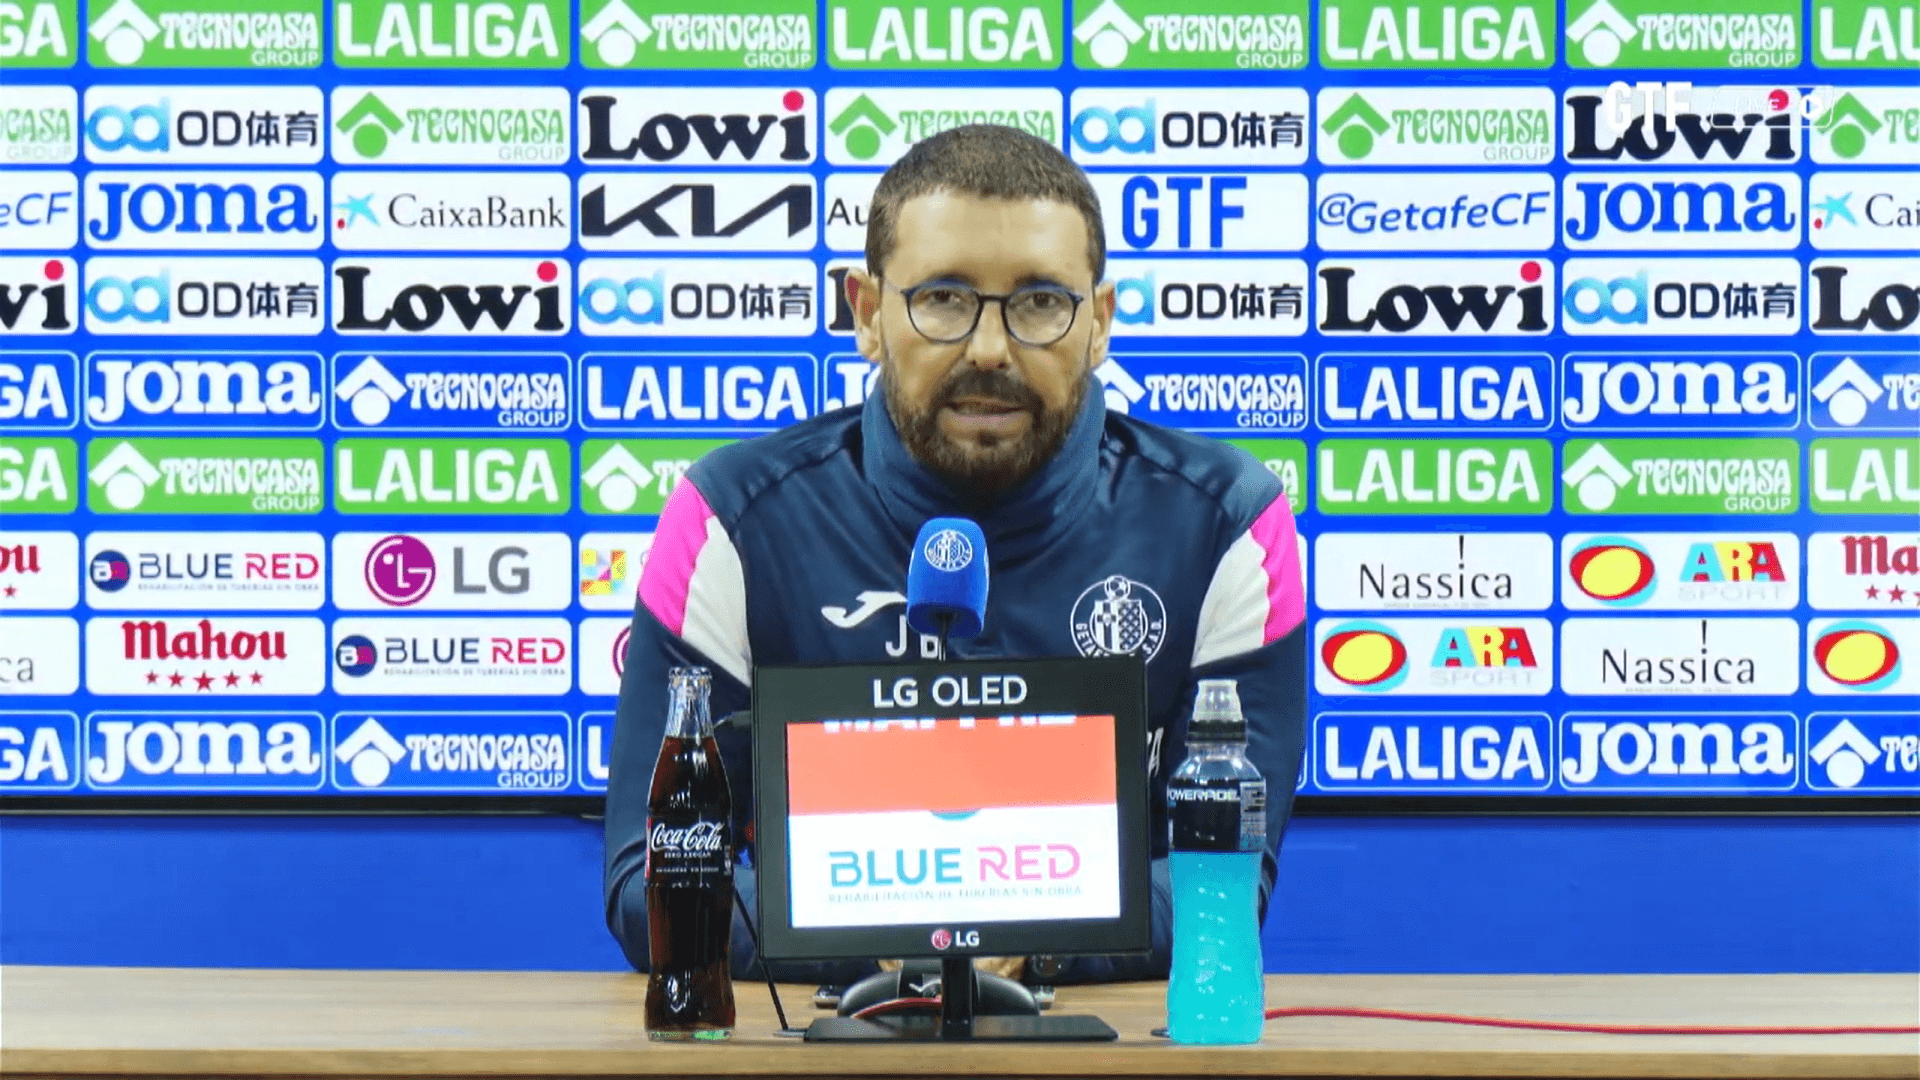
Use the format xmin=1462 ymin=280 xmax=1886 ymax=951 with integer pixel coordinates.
xmin=848 ymin=191 xmax=1114 ymax=496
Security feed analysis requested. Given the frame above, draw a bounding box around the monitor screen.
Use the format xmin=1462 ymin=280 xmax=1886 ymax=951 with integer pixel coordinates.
xmin=785 ymin=713 xmax=1121 ymax=930
xmin=752 ymin=657 xmax=1152 ymax=962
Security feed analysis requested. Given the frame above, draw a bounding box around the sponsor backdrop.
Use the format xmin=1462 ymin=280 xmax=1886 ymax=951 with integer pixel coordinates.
xmin=1 ymin=0 xmax=1916 ymax=806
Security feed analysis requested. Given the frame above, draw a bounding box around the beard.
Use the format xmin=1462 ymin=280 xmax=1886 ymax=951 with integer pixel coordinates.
xmin=881 ymin=347 xmax=1088 ymax=500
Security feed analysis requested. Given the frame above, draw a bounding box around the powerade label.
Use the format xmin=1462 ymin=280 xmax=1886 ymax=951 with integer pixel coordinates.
xmin=1168 ymin=771 xmax=1266 ymax=851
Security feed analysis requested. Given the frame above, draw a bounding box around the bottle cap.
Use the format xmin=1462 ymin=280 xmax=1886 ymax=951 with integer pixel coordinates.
xmin=1193 ymin=679 xmax=1243 ymax=723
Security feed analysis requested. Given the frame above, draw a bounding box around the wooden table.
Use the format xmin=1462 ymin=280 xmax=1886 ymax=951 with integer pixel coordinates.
xmin=2 ymin=966 xmax=1913 ymax=1079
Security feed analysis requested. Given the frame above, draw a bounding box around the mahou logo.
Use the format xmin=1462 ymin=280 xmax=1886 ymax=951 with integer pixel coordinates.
xmin=650 ymin=819 xmax=724 ymax=853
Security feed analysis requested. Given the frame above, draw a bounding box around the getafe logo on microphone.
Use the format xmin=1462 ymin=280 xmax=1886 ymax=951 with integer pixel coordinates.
xmin=923 ymin=527 xmax=973 ymax=572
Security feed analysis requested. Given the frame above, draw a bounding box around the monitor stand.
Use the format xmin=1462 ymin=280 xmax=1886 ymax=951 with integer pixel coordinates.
xmin=803 ymin=957 xmax=1119 ymax=1042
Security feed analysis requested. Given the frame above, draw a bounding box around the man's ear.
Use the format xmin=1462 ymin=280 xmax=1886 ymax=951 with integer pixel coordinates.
xmin=846 ymin=268 xmax=885 ymax=362
xmin=1085 ymin=279 xmax=1116 ymax=371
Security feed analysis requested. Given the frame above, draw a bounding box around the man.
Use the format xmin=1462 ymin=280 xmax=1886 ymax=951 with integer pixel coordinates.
xmin=605 ymin=124 xmax=1307 ymax=986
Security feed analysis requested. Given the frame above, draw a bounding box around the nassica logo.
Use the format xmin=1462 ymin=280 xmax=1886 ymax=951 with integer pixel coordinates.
xmin=331 ymin=617 xmax=573 ymax=695
xmin=1316 ymin=617 xmax=1554 ymax=696
xmin=1320 ymin=0 xmax=1554 ymax=67
xmin=1312 ymin=532 xmax=1556 ymax=611
xmin=578 ymin=257 xmax=817 ymax=337
xmin=1562 ymin=172 xmax=1801 ymax=250
xmin=1317 ymin=258 xmax=1554 ymax=336
xmin=822 ymin=87 xmax=1061 ymax=165
xmin=86 ymin=352 xmax=324 ymax=431
xmin=85 ymin=711 xmax=325 ymax=790
xmin=1315 ymin=173 xmax=1555 ymax=252
xmin=0 ymin=530 xmax=81 ymax=609
xmin=1559 ymin=616 xmax=1799 ymax=695
xmin=0 ymin=352 xmax=77 ymax=431
xmin=1561 ymin=257 xmax=1801 ymax=336
xmin=84 ymin=256 xmax=324 ymax=335
xmin=1105 ymin=258 xmax=1308 ymax=338
xmin=1809 ymin=259 xmax=1920 ymax=335
xmin=330 ymin=352 xmax=569 ymax=431
xmin=85 ymin=615 xmax=327 ymax=696
xmin=578 ymin=172 xmax=816 ymax=251
xmin=1562 ymin=83 xmax=1802 ymax=164
xmin=84 ymin=530 xmax=324 ymax=610
xmin=83 ymin=86 xmax=324 ymax=165
xmin=332 ymin=532 xmax=572 ymax=611
xmin=330 ymin=87 xmax=569 ymax=166
xmin=1809 ymin=352 xmax=1918 ymax=431
xmin=1318 ymin=352 xmax=1553 ymax=431
xmin=0 ymin=615 xmax=80 ymax=695
xmin=578 ymin=88 xmax=815 ymax=165
xmin=1316 ymin=87 xmax=1555 ymax=166
xmin=579 ymin=0 xmax=814 ymax=69
xmin=0 ymin=257 xmax=76 ymax=335
xmin=580 ymin=352 xmax=815 ymax=434
xmin=332 ymin=258 xmax=569 ymax=336
xmin=329 ymin=171 xmax=570 ymax=251
xmin=1806 ymin=532 xmax=1920 ymax=611
xmin=1068 ymin=89 xmax=1307 ymax=165
xmin=1092 ymin=354 xmax=1304 ymax=433
xmin=0 ymin=170 xmax=78 ymax=248
xmin=1 ymin=85 xmax=79 ymax=164
xmin=1316 ymin=712 xmax=1552 ymax=791
xmin=1560 ymin=352 xmax=1799 ymax=431
xmin=1561 ymin=533 xmax=1798 ymax=610
xmin=1093 ymin=172 xmax=1306 ymax=252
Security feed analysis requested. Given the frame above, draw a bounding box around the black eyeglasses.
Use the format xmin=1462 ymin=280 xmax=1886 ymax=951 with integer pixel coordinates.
xmin=883 ymin=278 xmax=1086 ymax=347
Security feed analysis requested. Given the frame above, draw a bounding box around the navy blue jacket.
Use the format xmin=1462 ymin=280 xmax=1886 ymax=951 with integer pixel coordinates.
xmin=604 ymin=373 xmax=1308 ymax=985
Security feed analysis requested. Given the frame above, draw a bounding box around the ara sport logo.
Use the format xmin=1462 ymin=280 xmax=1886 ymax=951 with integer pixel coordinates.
xmin=82 ymin=86 xmax=325 ymax=165
xmin=1563 ymin=534 xmax=1796 ymax=610
xmin=1810 ymin=619 xmax=1907 ymax=694
xmin=1317 ymin=259 xmax=1554 ymax=336
xmin=578 ymin=88 xmax=815 ymax=165
xmin=332 ymin=258 xmax=568 ymax=335
xmin=1317 ymin=618 xmax=1552 ymax=696
xmin=0 ymin=257 xmax=76 ymax=334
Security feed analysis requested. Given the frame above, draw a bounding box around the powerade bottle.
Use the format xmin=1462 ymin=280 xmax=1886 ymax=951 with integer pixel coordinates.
xmin=1166 ymin=678 xmax=1267 ymax=1045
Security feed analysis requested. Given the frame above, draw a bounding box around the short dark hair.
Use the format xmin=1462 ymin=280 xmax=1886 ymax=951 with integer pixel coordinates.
xmin=865 ymin=124 xmax=1106 ymax=286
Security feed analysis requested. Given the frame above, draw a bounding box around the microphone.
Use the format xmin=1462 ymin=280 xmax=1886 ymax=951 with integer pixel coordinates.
xmin=905 ymin=518 xmax=988 ymax=659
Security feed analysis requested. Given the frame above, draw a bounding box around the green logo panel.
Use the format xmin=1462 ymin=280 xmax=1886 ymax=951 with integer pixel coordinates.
xmin=1320 ymin=0 xmax=1555 ymax=67
xmin=1070 ymin=0 xmax=1308 ymax=69
xmin=1562 ymin=438 xmax=1799 ymax=516
xmin=88 ymin=0 xmax=321 ymax=68
xmin=88 ymin=438 xmax=323 ymax=514
xmin=580 ymin=439 xmax=733 ymax=515
xmin=335 ymin=439 xmax=570 ymax=513
xmin=1811 ymin=438 xmax=1920 ymax=514
xmin=1565 ymin=0 xmax=1799 ymax=68
xmin=1 ymin=0 xmax=77 ymax=66
xmin=828 ymin=0 xmax=1064 ymax=67
xmin=581 ymin=0 xmax=814 ymax=68
xmin=1224 ymin=439 xmax=1308 ymax=515
xmin=334 ymin=0 xmax=567 ymax=66
xmin=1316 ymin=439 xmax=1552 ymax=515
xmin=0 ymin=437 xmax=79 ymax=513
xmin=1813 ymin=0 xmax=1919 ymax=67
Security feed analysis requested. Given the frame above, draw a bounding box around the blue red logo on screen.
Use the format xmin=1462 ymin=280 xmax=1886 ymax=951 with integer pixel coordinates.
xmin=1321 ymin=620 xmax=1409 ymax=691
xmin=89 ymin=551 xmax=132 ymax=592
xmin=336 ymin=635 xmax=378 ymax=677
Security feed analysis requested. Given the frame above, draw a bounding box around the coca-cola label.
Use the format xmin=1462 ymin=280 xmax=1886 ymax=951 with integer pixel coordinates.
xmin=646 ymin=815 xmax=733 ymax=883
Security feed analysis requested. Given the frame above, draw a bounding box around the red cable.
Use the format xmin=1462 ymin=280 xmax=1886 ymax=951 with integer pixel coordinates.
xmin=850 ymin=998 xmax=1919 ymax=1036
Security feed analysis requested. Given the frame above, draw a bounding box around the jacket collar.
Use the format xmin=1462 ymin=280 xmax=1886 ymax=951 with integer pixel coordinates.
xmin=861 ymin=373 xmax=1105 ymax=565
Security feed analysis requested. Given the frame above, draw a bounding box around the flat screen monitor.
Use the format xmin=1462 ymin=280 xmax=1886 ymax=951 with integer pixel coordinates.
xmin=751 ymin=656 xmax=1152 ymax=963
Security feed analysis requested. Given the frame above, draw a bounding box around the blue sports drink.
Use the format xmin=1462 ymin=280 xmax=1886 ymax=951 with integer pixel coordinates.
xmin=1166 ymin=679 xmax=1267 ymax=1045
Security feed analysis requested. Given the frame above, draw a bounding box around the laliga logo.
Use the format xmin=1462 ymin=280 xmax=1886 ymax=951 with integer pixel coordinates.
xmin=1568 ymin=537 xmax=1656 ymax=606
xmin=923 ymin=528 xmax=973 ymax=572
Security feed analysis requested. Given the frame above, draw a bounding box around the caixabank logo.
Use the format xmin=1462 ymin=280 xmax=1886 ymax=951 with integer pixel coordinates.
xmin=84 ymin=86 xmax=324 ymax=165
xmin=330 ymin=172 xmax=571 ymax=252
xmin=1808 ymin=172 xmax=1920 ymax=252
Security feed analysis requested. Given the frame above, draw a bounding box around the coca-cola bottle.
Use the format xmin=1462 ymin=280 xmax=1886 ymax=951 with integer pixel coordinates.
xmin=644 ymin=666 xmax=736 ymax=1041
